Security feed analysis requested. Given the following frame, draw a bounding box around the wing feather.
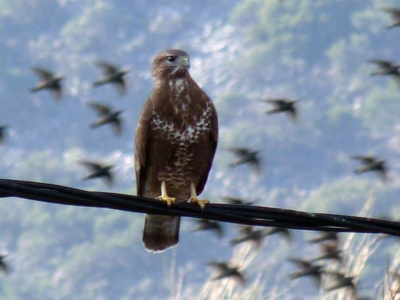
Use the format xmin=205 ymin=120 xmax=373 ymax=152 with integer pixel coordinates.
xmin=134 ymin=98 xmax=153 ymax=196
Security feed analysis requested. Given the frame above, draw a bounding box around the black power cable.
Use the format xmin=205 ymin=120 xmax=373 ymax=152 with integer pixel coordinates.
xmin=0 ymin=179 xmax=399 ymax=236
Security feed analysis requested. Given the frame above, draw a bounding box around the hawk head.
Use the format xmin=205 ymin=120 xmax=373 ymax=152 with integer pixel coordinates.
xmin=151 ymin=49 xmax=190 ymax=80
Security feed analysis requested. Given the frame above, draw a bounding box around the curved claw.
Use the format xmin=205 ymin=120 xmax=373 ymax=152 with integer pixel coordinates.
xmin=157 ymin=181 xmax=176 ymax=206
xmin=190 ymin=183 xmax=209 ymax=209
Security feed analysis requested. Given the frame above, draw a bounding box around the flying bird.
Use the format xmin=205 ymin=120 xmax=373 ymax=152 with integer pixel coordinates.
xmin=191 ymin=219 xmax=223 ymax=238
xmin=288 ymin=258 xmax=324 ymax=288
xmin=0 ymin=125 xmax=8 ymax=145
xmin=263 ymin=227 xmax=293 ymax=244
xmin=221 ymin=196 xmax=256 ymax=206
xmin=351 ymin=155 xmax=387 ymax=182
xmin=312 ymin=243 xmax=343 ymax=264
xmin=368 ymin=59 xmax=400 ymax=79
xmin=87 ymin=101 xmax=124 ymax=136
xmin=206 ymin=261 xmax=246 ymax=285
xmin=31 ymin=67 xmax=64 ymax=101
xmin=261 ymin=98 xmax=299 ymax=122
xmin=325 ymin=272 xmax=357 ymax=296
xmin=308 ymin=232 xmax=339 ymax=245
xmin=93 ymin=61 xmax=129 ymax=96
xmin=226 ymin=147 xmax=260 ymax=175
xmin=381 ymin=7 xmax=400 ymax=29
xmin=230 ymin=225 xmax=269 ymax=248
xmin=134 ymin=49 xmax=218 ymax=252
xmin=0 ymin=254 xmax=9 ymax=275
xmin=79 ymin=160 xmax=114 ymax=187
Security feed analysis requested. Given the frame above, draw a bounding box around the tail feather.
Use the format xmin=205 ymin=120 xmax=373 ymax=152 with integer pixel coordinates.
xmin=143 ymin=214 xmax=180 ymax=252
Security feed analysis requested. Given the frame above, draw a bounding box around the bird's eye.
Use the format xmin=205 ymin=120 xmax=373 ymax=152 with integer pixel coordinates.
xmin=166 ymin=56 xmax=176 ymax=62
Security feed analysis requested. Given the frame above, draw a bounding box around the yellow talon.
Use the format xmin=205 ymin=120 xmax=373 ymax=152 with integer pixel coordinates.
xmin=189 ymin=183 xmax=209 ymax=209
xmin=157 ymin=181 xmax=176 ymax=206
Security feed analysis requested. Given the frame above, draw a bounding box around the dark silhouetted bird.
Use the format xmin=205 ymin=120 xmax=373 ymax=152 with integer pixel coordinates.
xmin=206 ymin=261 xmax=246 ymax=285
xmin=31 ymin=67 xmax=64 ymax=101
xmin=261 ymin=98 xmax=298 ymax=122
xmin=325 ymin=272 xmax=357 ymax=296
xmin=369 ymin=59 xmax=400 ymax=79
xmin=0 ymin=125 xmax=8 ymax=145
xmin=230 ymin=225 xmax=269 ymax=248
xmin=79 ymin=160 xmax=114 ymax=187
xmin=0 ymin=254 xmax=9 ymax=275
xmin=87 ymin=101 xmax=124 ymax=136
xmin=221 ymin=196 xmax=256 ymax=206
xmin=263 ymin=227 xmax=292 ymax=244
xmin=191 ymin=219 xmax=223 ymax=238
xmin=288 ymin=258 xmax=324 ymax=287
xmin=312 ymin=243 xmax=342 ymax=264
xmin=226 ymin=147 xmax=261 ymax=175
xmin=93 ymin=61 xmax=129 ymax=96
xmin=381 ymin=7 xmax=400 ymax=29
xmin=308 ymin=232 xmax=339 ymax=245
xmin=351 ymin=155 xmax=387 ymax=182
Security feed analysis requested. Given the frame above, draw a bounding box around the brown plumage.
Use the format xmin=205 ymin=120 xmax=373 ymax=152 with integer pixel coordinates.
xmin=134 ymin=49 xmax=218 ymax=252
xmin=31 ymin=67 xmax=64 ymax=101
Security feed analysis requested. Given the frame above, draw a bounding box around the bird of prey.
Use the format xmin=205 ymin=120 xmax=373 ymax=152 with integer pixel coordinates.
xmin=93 ymin=61 xmax=129 ymax=96
xmin=87 ymin=101 xmax=124 ymax=136
xmin=0 ymin=125 xmax=8 ymax=145
xmin=135 ymin=49 xmax=218 ymax=252
xmin=368 ymin=59 xmax=400 ymax=79
xmin=230 ymin=225 xmax=269 ymax=248
xmin=206 ymin=261 xmax=246 ymax=285
xmin=221 ymin=196 xmax=256 ymax=206
xmin=351 ymin=155 xmax=387 ymax=182
xmin=31 ymin=67 xmax=64 ymax=101
xmin=381 ymin=7 xmax=400 ymax=29
xmin=308 ymin=232 xmax=339 ymax=245
xmin=226 ymin=147 xmax=260 ymax=175
xmin=191 ymin=219 xmax=223 ymax=238
xmin=325 ymin=272 xmax=357 ymax=295
xmin=79 ymin=160 xmax=114 ymax=187
xmin=288 ymin=258 xmax=324 ymax=288
xmin=261 ymin=98 xmax=299 ymax=122
xmin=0 ymin=254 xmax=9 ymax=275
xmin=312 ymin=243 xmax=343 ymax=264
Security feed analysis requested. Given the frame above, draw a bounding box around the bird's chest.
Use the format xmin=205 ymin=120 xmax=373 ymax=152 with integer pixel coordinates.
xmin=150 ymin=87 xmax=212 ymax=145
xmin=149 ymin=103 xmax=212 ymax=185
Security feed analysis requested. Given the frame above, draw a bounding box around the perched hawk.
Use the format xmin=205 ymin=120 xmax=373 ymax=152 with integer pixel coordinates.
xmin=135 ymin=49 xmax=218 ymax=252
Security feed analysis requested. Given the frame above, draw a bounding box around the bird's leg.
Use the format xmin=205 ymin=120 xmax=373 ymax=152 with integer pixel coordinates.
xmin=189 ymin=183 xmax=209 ymax=209
xmin=157 ymin=181 xmax=176 ymax=206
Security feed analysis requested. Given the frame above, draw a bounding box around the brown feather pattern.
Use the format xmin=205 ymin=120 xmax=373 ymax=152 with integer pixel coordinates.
xmin=134 ymin=49 xmax=218 ymax=252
